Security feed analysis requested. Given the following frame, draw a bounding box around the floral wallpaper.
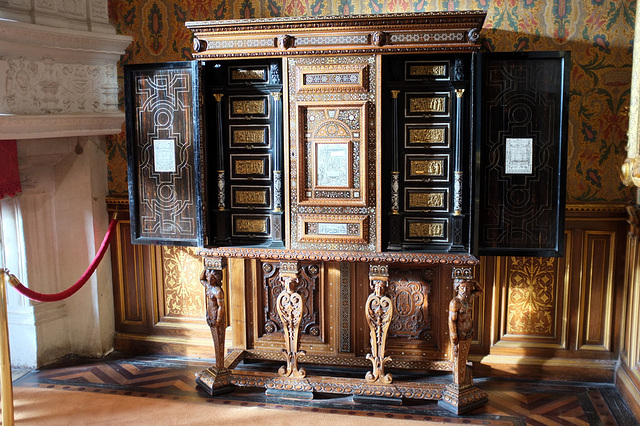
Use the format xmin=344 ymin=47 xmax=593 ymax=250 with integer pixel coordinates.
xmin=107 ymin=0 xmax=637 ymax=203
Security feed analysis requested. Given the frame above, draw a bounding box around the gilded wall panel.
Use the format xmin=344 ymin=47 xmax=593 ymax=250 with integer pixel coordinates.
xmin=161 ymin=246 xmax=205 ymax=318
xmin=506 ymin=257 xmax=557 ymax=336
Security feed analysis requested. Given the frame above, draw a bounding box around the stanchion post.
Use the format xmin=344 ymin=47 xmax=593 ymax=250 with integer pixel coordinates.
xmin=0 ymin=269 xmax=14 ymax=425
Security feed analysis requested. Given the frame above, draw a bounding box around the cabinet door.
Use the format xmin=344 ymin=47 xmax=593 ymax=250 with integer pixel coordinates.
xmin=381 ymin=55 xmax=472 ymax=253
xmin=124 ymin=61 xmax=206 ymax=247
xmin=474 ymin=52 xmax=570 ymax=257
xmin=202 ymin=60 xmax=284 ymax=248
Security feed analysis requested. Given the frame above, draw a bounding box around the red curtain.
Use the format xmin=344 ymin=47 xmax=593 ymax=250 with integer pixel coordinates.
xmin=0 ymin=140 xmax=21 ymax=199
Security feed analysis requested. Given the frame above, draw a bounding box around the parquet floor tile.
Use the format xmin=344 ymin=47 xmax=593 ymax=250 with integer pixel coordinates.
xmin=12 ymin=355 xmax=639 ymax=425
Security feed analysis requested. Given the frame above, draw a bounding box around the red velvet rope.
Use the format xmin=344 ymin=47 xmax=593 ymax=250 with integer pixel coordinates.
xmin=9 ymin=217 xmax=118 ymax=302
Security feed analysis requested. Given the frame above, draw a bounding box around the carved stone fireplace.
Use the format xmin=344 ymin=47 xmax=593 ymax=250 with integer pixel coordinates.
xmin=0 ymin=3 xmax=131 ymax=367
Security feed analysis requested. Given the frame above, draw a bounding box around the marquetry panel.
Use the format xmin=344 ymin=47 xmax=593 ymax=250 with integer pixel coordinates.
xmin=288 ymin=55 xmax=378 ymax=252
xmin=159 ymin=246 xmax=205 ymax=319
xmin=505 ymin=257 xmax=561 ymax=338
xmin=124 ymin=62 xmax=203 ymax=246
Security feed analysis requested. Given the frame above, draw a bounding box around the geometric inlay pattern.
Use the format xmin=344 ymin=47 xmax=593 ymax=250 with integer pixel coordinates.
xmin=134 ymin=69 xmax=197 ymax=240
xmin=478 ymin=55 xmax=566 ymax=253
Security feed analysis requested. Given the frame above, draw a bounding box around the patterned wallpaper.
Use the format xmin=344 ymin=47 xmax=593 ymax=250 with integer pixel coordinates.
xmin=107 ymin=0 xmax=637 ymax=203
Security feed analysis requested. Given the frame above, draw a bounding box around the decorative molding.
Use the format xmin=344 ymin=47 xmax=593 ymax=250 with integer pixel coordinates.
xmin=0 ymin=20 xmax=131 ymax=64
xmin=0 ymin=113 xmax=125 ymax=140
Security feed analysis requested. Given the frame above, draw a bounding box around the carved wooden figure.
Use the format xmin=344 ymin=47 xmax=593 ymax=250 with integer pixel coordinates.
xmin=194 ymin=257 xmax=234 ymax=395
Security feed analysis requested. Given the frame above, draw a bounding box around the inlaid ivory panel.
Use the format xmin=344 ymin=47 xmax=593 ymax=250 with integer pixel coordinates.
xmin=288 ymin=55 xmax=379 ymax=252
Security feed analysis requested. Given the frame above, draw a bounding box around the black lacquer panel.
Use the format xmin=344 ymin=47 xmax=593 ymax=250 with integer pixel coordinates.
xmin=203 ymin=59 xmax=284 ymax=248
xmin=475 ymin=52 xmax=570 ymax=257
xmin=124 ymin=61 xmax=205 ymax=246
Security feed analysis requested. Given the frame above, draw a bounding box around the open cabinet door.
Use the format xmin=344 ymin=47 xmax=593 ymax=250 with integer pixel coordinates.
xmin=475 ymin=51 xmax=570 ymax=257
xmin=124 ymin=61 xmax=206 ymax=247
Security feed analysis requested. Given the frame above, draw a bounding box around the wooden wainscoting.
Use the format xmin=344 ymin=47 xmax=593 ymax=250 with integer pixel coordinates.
xmin=616 ymin=205 xmax=640 ymax=417
xmin=473 ymin=204 xmax=628 ymax=382
xmin=107 ymin=199 xmax=629 ymax=383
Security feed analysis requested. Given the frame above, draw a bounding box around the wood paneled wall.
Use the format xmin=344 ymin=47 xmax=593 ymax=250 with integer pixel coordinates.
xmin=107 ymin=199 xmax=629 ymax=382
xmin=616 ymin=205 xmax=640 ymax=417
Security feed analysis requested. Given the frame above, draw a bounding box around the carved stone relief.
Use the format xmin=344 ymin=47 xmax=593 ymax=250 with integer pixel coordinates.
xmin=0 ymin=57 xmax=119 ymax=114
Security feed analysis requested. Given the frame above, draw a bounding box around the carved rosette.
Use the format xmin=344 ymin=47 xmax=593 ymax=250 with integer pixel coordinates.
xmin=276 ymin=261 xmax=307 ymax=379
xmin=365 ymin=265 xmax=393 ymax=384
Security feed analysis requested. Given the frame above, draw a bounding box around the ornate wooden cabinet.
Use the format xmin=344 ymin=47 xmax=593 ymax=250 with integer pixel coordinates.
xmin=123 ymin=11 xmax=569 ymax=414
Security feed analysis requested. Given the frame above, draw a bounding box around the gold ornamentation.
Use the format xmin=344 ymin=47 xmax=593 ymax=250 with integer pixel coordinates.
xmin=213 ymin=93 xmax=223 ymax=102
xmin=455 ymin=88 xmax=465 ymax=98
xmin=232 ymin=99 xmax=265 ymax=115
xmin=408 ymin=222 xmax=444 ymax=238
xmin=410 ymin=96 xmax=446 ymax=113
xmin=231 ymin=69 xmax=265 ymax=81
xmin=506 ymin=256 xmax=556 ymax=335
xmin=410 ymin=159 xmax=444 ymax=176
xmin=162 ymin=247 xmax=204 ymax=317
xmin=409 ymin=127 xmax=445 ymax=144
xmin=235 ymin=218 xmax=267 ymax=234
xmin=233 ymin=129 xmax=265 ymax=144
xmin=409 ymin=192 xmax=445 ymax=209
xmin=409 ymin=64 xmax=447 ymax=77
xmin=235 ymin=190 xmax=267 ymax=205
xmin=234 ymin=159 xmax=264 ymax=175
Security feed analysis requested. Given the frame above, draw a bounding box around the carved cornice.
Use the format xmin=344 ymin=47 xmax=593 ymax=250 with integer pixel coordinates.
xmin=197 ymin=247 xmax=479 ymax=265
xmin=187 ymin=11 xmax=486 ymax=59
xmin=0 ymin=113 xmax=125 ymax=140
xmin=0 ymin=20 xmax=132 ymax=64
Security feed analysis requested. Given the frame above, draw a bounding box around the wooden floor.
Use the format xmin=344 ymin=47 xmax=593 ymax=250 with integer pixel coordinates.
xmin=12 ymin=354 xmax=639 ymax=425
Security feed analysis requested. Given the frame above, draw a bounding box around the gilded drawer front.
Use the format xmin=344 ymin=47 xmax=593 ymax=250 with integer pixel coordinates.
xmin=231 ymin=154 xmax=271 ymax=180
xmin=405 ymin=92 xmax=451 ymax=118
xmin=404 ymin=154 xmax=449 ymax=182
xmin=228 ymin=65 xmax=270 ymax=84
xmin=232 ymin=214 xmax=272 ymax=237
xmin=405 ymin=123 xmax=451 ymax=149
xmin=404 ymin=188 xmax=449 ymax=212
xmin=404 ymin=60 xmax=450 ymax=81
xmin=404 ymin=217 xmax=450 ymax=244
xmin=231 ymin=186 xmax=272 ymax=209
xmin=229 ymin=125 xmax=271 ymax=149
xmin=229 ymin=95 xmax=270 ymax=119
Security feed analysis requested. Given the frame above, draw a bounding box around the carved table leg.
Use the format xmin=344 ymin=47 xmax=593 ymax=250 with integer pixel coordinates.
xmin=276 ymin=261 xmax=306 ymax=378
xmin=195 ymin=257 xmax=234 ymax=396
xmin=266 ymin=261 xmax=313 ymax=398
xmin=354 ymin=265 xmax=401 ymax=405
xmin=438 ymin=267 xmax=488 ymax=414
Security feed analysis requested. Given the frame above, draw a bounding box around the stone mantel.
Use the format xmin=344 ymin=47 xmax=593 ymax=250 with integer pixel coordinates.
xmin=0 ymin=113 xmax=125 ymax=140
xmin=0 ymin=19 xmax=132 ymax=65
